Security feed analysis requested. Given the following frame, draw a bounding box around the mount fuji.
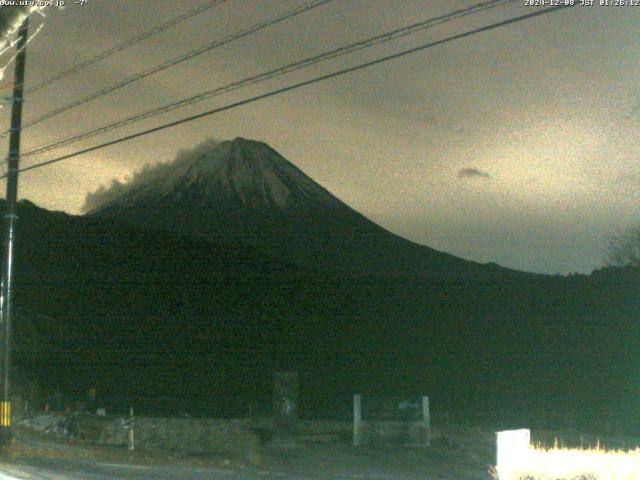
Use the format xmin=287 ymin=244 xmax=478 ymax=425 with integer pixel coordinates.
xmin=90 ymin=137 xmax=528 ymax=279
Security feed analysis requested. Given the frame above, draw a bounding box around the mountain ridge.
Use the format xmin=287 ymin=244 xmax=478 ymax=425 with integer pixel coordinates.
xmin=0 ymin=194 xmax=635 ymax=427
xmin=90 ymin=137 xmax=538 ymax=280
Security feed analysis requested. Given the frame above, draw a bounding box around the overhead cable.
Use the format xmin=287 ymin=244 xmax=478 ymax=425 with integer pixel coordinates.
xmin=23 ymin=0 xmax=226 ymax=95
xmin=1 ymin=0 xmax=333 ymax=137
xmin=23 ymin=0 xmax=514 ymax=158
xmin=12 ymin=5 xmax=572 ymax=177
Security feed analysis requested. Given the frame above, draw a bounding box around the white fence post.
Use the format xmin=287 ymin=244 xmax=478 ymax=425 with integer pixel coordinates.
xmin=128 ymin=407 xmax=135 ymax=451
xmin=422 ymin=395 xmax=430 ymax=446
xmin=353 ymin=394 xmax=362 ymax=447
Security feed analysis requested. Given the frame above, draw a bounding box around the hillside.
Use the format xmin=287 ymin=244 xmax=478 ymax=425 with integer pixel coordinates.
xmin=0 ymin=199 xmax=634 ymax=431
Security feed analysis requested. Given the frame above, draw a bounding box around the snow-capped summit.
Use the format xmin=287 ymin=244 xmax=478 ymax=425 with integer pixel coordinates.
xmin=90 ymin=138 xmax=525 ymax=279
xmin=94 ymin=138 xmax=345 ymax=213
xmin=172 ymin=137 xmax=345 ymax=211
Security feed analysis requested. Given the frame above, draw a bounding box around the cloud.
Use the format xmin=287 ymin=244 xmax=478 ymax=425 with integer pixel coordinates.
xmin=82 ymin=138 xmax=219 ymax=213
xmin=458 ymin=167 xmax=491 ymax=180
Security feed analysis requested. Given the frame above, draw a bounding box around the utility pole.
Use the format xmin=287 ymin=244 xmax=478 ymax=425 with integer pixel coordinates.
xmin=0 ymin=17 xmax=28 ymax=447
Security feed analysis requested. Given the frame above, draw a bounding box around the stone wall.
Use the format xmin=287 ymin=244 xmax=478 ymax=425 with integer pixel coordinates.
xmin=18 ymin=413 xmax=429 ymax=446
xmin=18 ymin=414 xmax=259 ymax=463
xmin=250 ymin=417 xmax=352 ymax=443
xmin=99 ymin=416 xmax=259 ymax=462
xmin=356 ymin=420 xmax=430 ymax=446
xmin=18 ymin=413 xmax=425 ymax=462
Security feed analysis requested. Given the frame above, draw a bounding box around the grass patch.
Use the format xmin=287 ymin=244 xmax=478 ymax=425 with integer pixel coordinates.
xmin=495 ymin=444 xmax=640 ymax=480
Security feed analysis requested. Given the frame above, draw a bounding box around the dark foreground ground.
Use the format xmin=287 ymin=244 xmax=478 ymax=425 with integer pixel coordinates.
xmin=0 ymin=425 xmax=497 ymax=479
xmin=5 ymin=423 xmax=639 ymax=479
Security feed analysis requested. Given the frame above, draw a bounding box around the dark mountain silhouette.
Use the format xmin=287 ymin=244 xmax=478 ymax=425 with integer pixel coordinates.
xmin=89 ymin=137 xmax=533 ymax=280
xmin=1 ymin=142 xmax=636 ymax=430
xmin=4 ymin=200 xmax=302 ymax=400
xmin=0 ymin=199 xmax=637 ymax=430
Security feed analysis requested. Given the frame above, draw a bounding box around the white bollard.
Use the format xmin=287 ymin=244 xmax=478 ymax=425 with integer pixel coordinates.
xmin=421 ymin=396 xmax=430 ymax=446
xmin=128 ymin=407 xmax=135 ymax=451
xmin=353 ymin=394 xmax=362 ymax=447
xmin=496 ymin=429 xmax=530 ymax=480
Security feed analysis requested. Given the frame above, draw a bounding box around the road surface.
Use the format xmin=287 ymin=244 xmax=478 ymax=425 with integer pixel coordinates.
xmin=0 ymin=429 xmax=494 ymax=479
xmin=0 ymin=460 xmax=460 ymax=480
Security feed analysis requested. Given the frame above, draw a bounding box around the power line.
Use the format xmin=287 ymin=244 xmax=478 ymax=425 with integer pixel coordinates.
xmin=1 ymin=0 xmax=333 ymax=138
xmin=22 ymin=0 xmax=514 ymax=158
xmin=9 ymin=4 xmax=572 ymax=178
xmin=22 ymin=0 xmax=225 ymax=95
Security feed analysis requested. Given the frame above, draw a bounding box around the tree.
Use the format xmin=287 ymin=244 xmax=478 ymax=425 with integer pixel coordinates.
xmin=604 ymin=225 xmax=640 ymax=268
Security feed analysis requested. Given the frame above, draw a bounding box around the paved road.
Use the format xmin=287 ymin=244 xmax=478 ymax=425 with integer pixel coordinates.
xmin=0 ymin=461 xmax=443 ymax=480
xmin=0 ymin=456 xmax=481 ymax=480
xmin=1 ymin=431 xmax=492 ymax=479
xmin=0 ymin=454 xmax=490 ymax=480
xmin=0 ymin=458 xmax=313 ymax=480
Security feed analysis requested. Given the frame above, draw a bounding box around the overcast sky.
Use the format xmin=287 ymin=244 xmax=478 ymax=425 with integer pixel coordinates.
xmin=0 ymin=0 xmax=637 ymax=275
